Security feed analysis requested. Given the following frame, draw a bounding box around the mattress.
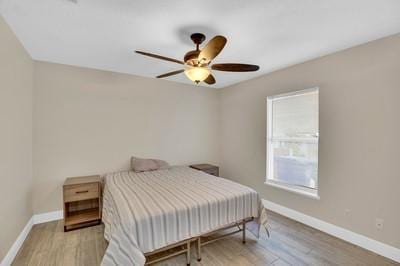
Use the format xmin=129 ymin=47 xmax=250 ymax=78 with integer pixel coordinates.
xmin=101 ymin=166 xmax=267 ymax=266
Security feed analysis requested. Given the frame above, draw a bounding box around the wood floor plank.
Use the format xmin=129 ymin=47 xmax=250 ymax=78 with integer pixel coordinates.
xmin=12 ymin=210 xmax=399 ymax=266
xmin=272 ymin=258 xmax=292 ymax=266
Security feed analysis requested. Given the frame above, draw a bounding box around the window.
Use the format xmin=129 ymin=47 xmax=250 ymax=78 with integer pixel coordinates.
xmin=266 ymin=88 xmax=319 ymax=199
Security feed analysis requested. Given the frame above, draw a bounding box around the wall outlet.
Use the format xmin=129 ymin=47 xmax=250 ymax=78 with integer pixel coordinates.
xmin=375 ymin=218 xmax=384 ymax=230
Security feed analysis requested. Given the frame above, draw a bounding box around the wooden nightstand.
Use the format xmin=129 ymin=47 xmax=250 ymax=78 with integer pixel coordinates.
xmin=190 ymin=164 xmax=219 ymax=177
xmin=63 ymin=175 xmax=102 ymax=232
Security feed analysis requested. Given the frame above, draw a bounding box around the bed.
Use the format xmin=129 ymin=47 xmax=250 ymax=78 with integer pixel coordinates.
xmin=101 ymin=166 xmax=267 ymax=266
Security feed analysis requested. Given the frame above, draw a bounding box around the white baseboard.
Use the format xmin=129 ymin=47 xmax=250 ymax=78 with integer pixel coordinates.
xmin=1 ymin=210 xmax=63 ymax=266
xmin=263 ymin=199 xmax=400 ymax=263
xmin=33 ymin=210 xmax=63 ymax=224
xmin=0 ymin=217 xmax=33 ymax=266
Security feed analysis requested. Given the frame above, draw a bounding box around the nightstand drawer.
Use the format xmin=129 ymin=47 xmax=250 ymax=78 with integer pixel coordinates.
xmin=64 ymin=183 xmax=99 ymax=202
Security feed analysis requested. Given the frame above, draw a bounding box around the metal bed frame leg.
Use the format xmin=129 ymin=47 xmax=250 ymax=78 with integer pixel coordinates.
xmin=186 ymin=241 xmax=191 ymax=266
xmin=242 ymin=219 xmax=246 ymax=244
xmin=144 ymin=218 xmax=252 ymax=265
xmin=197 ymin=237 xmax=202 ymax=261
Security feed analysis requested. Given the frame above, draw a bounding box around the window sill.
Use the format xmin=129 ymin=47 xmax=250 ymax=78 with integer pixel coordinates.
xmin=264 ymin=180 xmax=320 ymax=200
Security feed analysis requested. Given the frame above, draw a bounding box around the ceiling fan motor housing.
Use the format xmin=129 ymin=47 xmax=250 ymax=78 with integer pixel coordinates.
xmin=184 ymin=50 xmax=201 ymax=66
xmin=185 ymin=33 xmax=206 ymax=66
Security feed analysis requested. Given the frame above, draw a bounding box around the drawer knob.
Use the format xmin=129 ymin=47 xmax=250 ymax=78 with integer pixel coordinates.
xmin=76 ymin=190 xmax=89 ymax=194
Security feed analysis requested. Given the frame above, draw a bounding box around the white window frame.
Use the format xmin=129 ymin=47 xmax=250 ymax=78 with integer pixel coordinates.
xmin=265 ymin=87 xmax=320 ymax=200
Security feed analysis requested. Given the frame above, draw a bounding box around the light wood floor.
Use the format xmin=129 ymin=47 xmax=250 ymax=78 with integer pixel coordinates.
xmin=12 ymin=210 xmax=398 ymax=266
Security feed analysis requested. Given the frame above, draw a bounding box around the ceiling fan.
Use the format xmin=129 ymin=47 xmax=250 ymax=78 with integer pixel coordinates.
xmin=135 ymin=33 xmax=259 ymax=85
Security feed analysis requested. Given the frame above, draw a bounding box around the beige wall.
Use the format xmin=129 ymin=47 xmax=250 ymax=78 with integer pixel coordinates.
xmin=0 ymin=16 xmax=33 ymax=260
xmin=219 ymin=34 xmax=400 ymax=248
xmin=33 ymin=62 xmax=220 ymax=214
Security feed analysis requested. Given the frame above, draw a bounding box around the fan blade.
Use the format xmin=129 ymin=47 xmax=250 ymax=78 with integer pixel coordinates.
xmin=198 ymin=36 xmax=227 ymax=64
xmin=211 ymin=63 xmax=259 ymax=72
xmin=135 ymin=51 xmax=184 ymax=65
xmin=156 ymin=69 xmax=184 ymax=78
xmin=203 ymin=74 xmax=216 ymax=85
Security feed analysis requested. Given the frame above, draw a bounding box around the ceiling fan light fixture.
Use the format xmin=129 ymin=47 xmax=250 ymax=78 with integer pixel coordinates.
xmin=184 ymin=66 xmax=210 ymax=84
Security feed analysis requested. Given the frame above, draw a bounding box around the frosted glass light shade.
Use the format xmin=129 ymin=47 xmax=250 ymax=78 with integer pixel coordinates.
xmin=184 ymin=67 xmax=210 ymax=83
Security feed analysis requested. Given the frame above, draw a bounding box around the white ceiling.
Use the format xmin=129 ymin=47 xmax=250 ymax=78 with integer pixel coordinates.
xmin=1 ymin=0 xmax=400 ymax=88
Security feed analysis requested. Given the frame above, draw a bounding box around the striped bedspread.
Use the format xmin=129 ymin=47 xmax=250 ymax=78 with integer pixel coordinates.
xmin=101 ymin=166 xmax=267 ymax=266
